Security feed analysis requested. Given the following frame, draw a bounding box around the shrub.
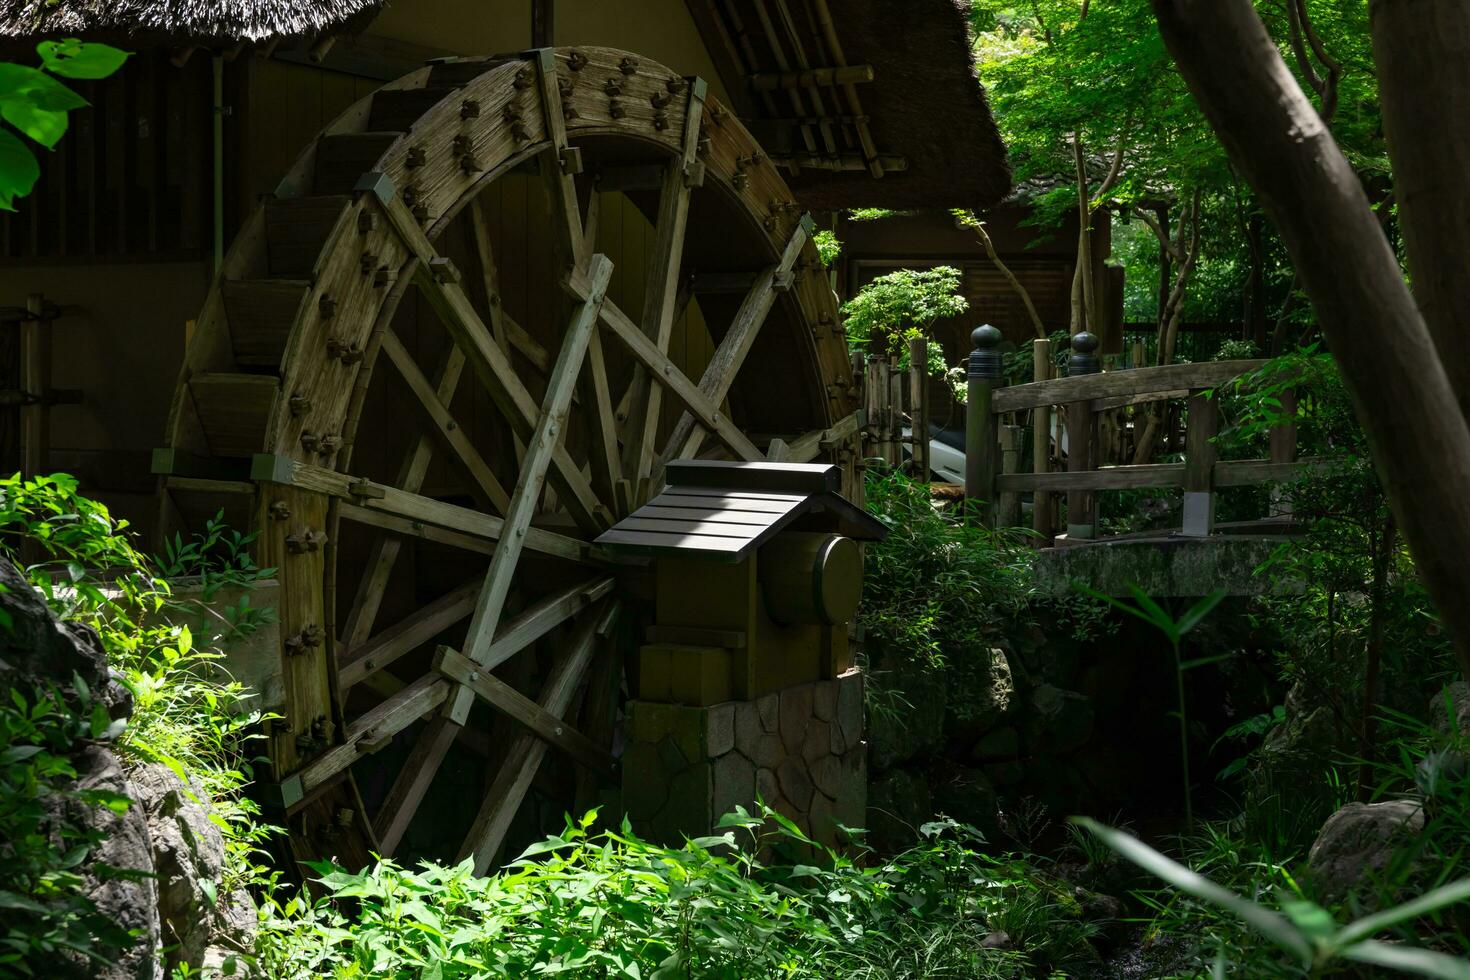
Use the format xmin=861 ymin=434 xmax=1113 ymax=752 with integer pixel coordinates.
xmin=254 ymin=808 xmax=1101 ymax=979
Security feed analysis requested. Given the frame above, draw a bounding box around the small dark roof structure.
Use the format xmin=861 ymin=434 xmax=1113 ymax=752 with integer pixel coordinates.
xmin=0 ymin=0 xmax=381 ymax=43
xmin=595 ymin=460 xmax=886 ymax=562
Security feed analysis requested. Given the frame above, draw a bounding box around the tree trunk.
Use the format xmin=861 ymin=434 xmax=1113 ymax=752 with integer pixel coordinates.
xmin=1150 ymin=0 xmax=1470 ymax=682
xmin=1370 ymin=0 xmax=1470 ymax=423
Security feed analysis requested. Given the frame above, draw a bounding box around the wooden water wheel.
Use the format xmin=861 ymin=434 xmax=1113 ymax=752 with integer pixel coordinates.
xmin=157 ymin=46 xmax=860 ymax=874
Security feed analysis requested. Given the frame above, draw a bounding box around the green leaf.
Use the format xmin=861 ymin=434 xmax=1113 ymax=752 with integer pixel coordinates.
xmin=0 ymin=744 xmax=44 ymax=764
xmin=0 ymin=100 xmax=66 ymax=149
xmin=1335 ymin=877 xmax=1470 ymax=947
xmin=0 ymin=127 xmax=40 ymax=210
xmin=36 ymin=40 xmax=131 ymax=80
xmin=1175 ymin=588 xmax=1227 ymax=637
xmin=0 ymin=64 xmax=87 ymax=112
xmin=1339 ymin=939 xmax=1470 ymax=979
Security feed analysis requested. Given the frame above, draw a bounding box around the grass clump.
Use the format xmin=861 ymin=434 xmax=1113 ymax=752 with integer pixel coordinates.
xmin=255 ymin=809 xmax=1103 ymax=979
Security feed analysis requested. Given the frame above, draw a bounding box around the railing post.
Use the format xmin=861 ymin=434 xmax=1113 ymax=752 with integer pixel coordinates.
xmin=999 ymin=424 xmax=1023 ymax=527
xmin=1065 ymin=331 xmax=1100 ymax=541
xmin=887 ymin=354 xmax=903 ymax=466
xmin=1031 ymin=337 xmax=1055 ymax=542
xmin=965 ymin=325 xmax=1003 ymax=525
xmin=1183 ymin=390 xmax=1219 ymax=536
xmin=864 ymin=354 xmax=886 ymax=465
xmin=908 ymin=335 xmax=931 ymax=482
xmin=1269 ymin=386 xmax=1298 ymax=518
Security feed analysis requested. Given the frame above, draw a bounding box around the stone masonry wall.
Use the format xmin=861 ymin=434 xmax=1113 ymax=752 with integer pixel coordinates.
xmin=623 ymin=670 xmax=865 ymax=849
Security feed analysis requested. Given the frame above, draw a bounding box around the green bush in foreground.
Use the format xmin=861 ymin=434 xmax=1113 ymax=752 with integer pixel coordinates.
xmin=254 ymin=809 xmax=1100 ymax=979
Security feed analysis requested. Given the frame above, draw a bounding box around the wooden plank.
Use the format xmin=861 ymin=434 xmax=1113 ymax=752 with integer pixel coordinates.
xmin=374 ymin=712 xmax=459 ymax=855
xmin=221 ymin=278 xmax=310 ymax=367
xmin=645 ymin=491 xmax=800 ymax=513
xmin=445 ymin=253 xmax=614 ymax=728
xmin=572 ymin=276 xmax=761 ymax=462
xmin=255 ymin=455 xmax=589 ymax=562
xmin=380 ymin=328 xmax=512 ymax=513
xmin=458 ymin=601 xmax=617 ymax=874
xmin=189 ymin=373 xmax=278 ymax=458
xmin=582 ymin=315 xmax=623 ymax=509
xmin=338 ymin=500 xmax=496 ymax=555
xmin=435 ymin=646 xmax=616 ymax=778
xmin=636 ymin=505 xmax=781 ymax=525
xmin=595 ymin=528 xmax=750 ymax=553
xmin=1092 ymin=388 xmax=1192 ymax=412
xmin=617 ymin=517 xmax=764 ymax=538
xmin=666 ymin=458 xmax=839 ymax=494
xmin=992 ymin=360 xmax=1268 ymax=413
xmin=661 ymin=221 xmax=808 ymax=465
xmin=784 ymin=410 xmax=863 ymax=463
xmin=338 ymin=580 xmax=480 ymax=691
xmin=1182 ymin=392 xmax=1219 ymax=537
xmin=620 ymin=160 xmax=695 ymax=489
xmin=339 ymin=341 xmax=469 ymax=651
xmin=994 ymin=457 xmax=1330 ymax=492
xmin=534 ymin=49 xmax=586 ymax=268
xmin=296 ymin=673 xmax=450 ymax=797
xmin=377 ymin=193 xmax=611 ymax=533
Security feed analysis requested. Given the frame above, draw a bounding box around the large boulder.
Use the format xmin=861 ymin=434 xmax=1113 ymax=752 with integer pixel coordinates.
xmin=51 ymin=747 xmax=163 ymax=980
xmin=132 ymin=765 xmax=230 ymax=970
xmin=0 ymin=557 xmax=130 ymax=720
xmin=1430 ymin=682 xmax=1470 ymax=738
xmin=1307 ymin=800 xmax=1425 ymax=903
xmin=1025 ymin=684 xmax=1094 ymax=755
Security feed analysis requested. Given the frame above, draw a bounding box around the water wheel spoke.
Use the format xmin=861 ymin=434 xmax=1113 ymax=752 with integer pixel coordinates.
xmin=381 ymin=328 xmax=513 ymax=513
xmin=619 ymin=161 xmax=696 ymax=493
xmin=459 ymin=599 xmax=620 ymax=874
xmin=340 ymin=341 xmax=470 ymax=651
xmin=369 ymin=256 xmax=615 ymax=850
xmin=297 ymin=673 xmax=452 ymax=804
xmin=339 ymin=579 xmax=481 ymax=693
xmin=376 ymin=192 xmax=612 ymax=533
xmin=658 ymin=220 xmax=810 ymax=469
xmin=534 ymin=49 xmax=589 ymax=269
xmin=270 ymin=460 xmax=589 ymax=562
xmin=569 ymin=273 xmax=762 ymax=464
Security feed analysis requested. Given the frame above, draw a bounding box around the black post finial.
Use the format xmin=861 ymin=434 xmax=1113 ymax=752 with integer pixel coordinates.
xmin=1069 ymin=331 xmax=1100 ymax=377
xmin=969 ymin=324 xmax=1003 ymax=381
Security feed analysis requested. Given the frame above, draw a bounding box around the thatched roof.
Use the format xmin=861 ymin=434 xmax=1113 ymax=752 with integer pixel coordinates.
xmin=705 ymin=0 xmax=1011 ymax=213
xmin=0 ymin=0 xmax=382 ymax=43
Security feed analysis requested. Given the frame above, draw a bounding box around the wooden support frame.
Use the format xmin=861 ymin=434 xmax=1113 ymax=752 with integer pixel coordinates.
xmin=458 ymin=600 xmax=619 ymax=874
xmin=446 ymin=253 xmax=614 ymax=726
xmin=567 ymin=269 xmax=763 ymax=463
xmin=658 ymin=219 xmax=809 ymax=468
xmin=374 ymin=189 xmax=611 ymax=533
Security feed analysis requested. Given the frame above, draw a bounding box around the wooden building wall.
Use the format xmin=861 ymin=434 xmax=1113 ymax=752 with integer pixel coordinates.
xmin=0 ymin=0 xmax=730 ymax=537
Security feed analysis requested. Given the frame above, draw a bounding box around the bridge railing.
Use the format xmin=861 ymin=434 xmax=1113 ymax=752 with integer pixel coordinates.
xmin=965 ymin=327 xmax=1324 ymax=543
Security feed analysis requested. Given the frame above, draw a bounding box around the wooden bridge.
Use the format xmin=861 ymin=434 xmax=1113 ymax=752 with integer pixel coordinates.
xmin=864 ymin=328 xmax=1330 ymax=596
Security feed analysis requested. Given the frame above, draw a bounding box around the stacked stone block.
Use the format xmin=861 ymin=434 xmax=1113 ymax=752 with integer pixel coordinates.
xmin=623 ymin=670 xmax=865 ymax=849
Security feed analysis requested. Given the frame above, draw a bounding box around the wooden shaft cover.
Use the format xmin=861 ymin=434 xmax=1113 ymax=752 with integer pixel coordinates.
xmin=760 ymin=532 xmax=861 ymax=625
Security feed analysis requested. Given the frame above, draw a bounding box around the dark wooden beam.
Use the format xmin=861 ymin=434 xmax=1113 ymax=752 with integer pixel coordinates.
xmin=532 ymin=0 xmax=555 ymax=48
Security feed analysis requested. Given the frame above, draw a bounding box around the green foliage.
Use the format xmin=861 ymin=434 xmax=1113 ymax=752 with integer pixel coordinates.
xmin=1077 ymin=818 xmax=1470 ymax=978
xmin=841 ymin=267 xmax=968 ymax=375
xmin=0 ymin=41 xmax=128 ymax=210
xmin=0 ymin=475 xmax=276 ymax=970
xmin=861 ymin=471 xmax=1033 ymax=674
xmin=0 ymin=681 xmax=138 ymax=971
xmin=813 ymin=229 xmax=841 ymax=268
xmin=254 ymin=807 xmax=1100 ymax=978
